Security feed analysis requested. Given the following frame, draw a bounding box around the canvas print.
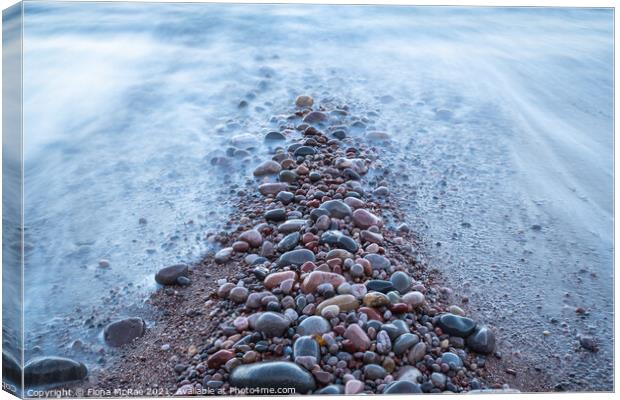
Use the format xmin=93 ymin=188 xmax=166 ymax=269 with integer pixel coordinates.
xmin=1 ymin=1 xmax=614 ymax=397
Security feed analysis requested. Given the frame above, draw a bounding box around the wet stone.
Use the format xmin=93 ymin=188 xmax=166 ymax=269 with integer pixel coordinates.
xmin=265 ymin=131 xmax=286 ymax=141
xmin=320 ymin=231 xmax=359 ymax=253
xmin=441 ymin=352 xmax=463 ymax=368
xmin=390 ymin=271 xmax=412 ymax=294
xmin=293 ymin=336 xmax=320 ymax=359
xmin=363 ymin=292 xmax=390 ymax=307
xmin=352 ymin=209 xmax=381 ymax=229
xmin=366 ymin=280 xmax=396 ymax=294
xmin=364 ymin=364 xmax=387 ymax=380
xmin=255 ymin=312 xmax=290 ymax=338
xmin=319 ymin=200 xmax=353 ymax=219
xmin=229 ymin=361 xmax=316 ymax=394
xmin=466 ymin=326 xmax=496 ymax=354
xmin=316 ymin=295 xmax=359 ymax=315
xmin=265 ymin=208 xmax=287 ymax=222
xmin=437 ymin=314 xmax=477 ymax=338
xmin=259 ymin=182 xmax=288 ymax=196
xmin=303 ymin=111 xmax=328 ymax=124
xmin=104 ymin=317 xmax=146 ymax=347
xmin=277 ymin=232 xmax=300 ymax=253
xmin=253 ymin=160 xmax=282 ymax=176
xmin=276 ymin=191 xmax=295 ymax=205
xmin=344 ymin=324 xmax=371 ymax=351
xmin=295 ymin=95 xmax=314 ymax=108
xmin=297 ymin=316 xmax=331 ymax=336
xmin=279 ymin=170 xmax=298 ymax=183
xmin=381 ymin=320 xmax=408 ymax=340
xmin=277 ymin=249 xmax=316 ymax=267
xmin=155 ymin=264 xmax=189 ymax=286
xmin=293 ymin=146 xmax=317 ymax=157
xmin=24 ymin=357 xmax=88 ymax=386
xmin=393 ymin=333 xmax=419 ymax=355
xmin=278 ymin=219 xmax=307 ymax=234
xmin=364 ymin=254 xmax=390 ymax=270
xmin=402 ymin=291 xmax=425 ymax=308
xmin=317 ymin=384 xmax=344 ymax=395
xmin=384 ymin=381 xmax=422 ymax=394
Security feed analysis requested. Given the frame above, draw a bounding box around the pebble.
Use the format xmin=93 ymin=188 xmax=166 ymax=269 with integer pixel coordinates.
xmin=264 ymin=271 xmax=297 ymax=289
xmin=103 ymin=318 xmax=146 ymax=347
xmin=24 ymin=357 xmax=88 ymax=386
xmin=302 ymin=271 xmax=346 ymax=293
xmin=364 ymin=254 xmax=390 ymax=270
xmin=344 ymin=324 xmax=371 ymax=351
xmin=253 ymin=160 xmax=282 ymax=176
xmin=214 ymin=247 xmax=233 ymax=264
xmin=278 ymin=219 xmax=307 ymax=234
xmin=409 ymin=342 xmax=427 ymax=363
xmin=228 ymin=287 xmax=249 ymax=303
xmin=466 ymin=325 xmax=496 ymax=354
xmin=383 ymin=381 xmax=422 ymax=394
xmin=297 ymin=316 xmax=332 ymax=336
xmin=316 ymin=295 xmax=359 ymax=315
xmin=276 ymin=191 xmax=295 ymax=204
xmin=265 ymin=208 xmax=287 ymax=222
xmin=265 ymin=131 xmax=286 ymax=141
xmin=294 ymin=336 xmax=320 ymax=359
xmin=155 ymin=264 xmax=189 ymax=285
xmin=321 ymin=304 xmax=340 ymax=319
xmin=319 ymin=200 xmax=353 ymax=218
xmin=258 ymin=182 xmax=289 ymax=196
xmin=390 ymin=271 xmax=412 ymax=293
xmin=352 ymin=209 xmax=382 ymax=229
xmin=393 ymin=333 xmax=419 ymax=355
xmin=229 ymin=361 xmax=316 ymax=393
xmin=277 ymin=249 xmax=316 ymax=267
xmin=277 ymin=232 xmax=301 ymax=252
xmin=365 ymin=280 xmax=396 ymax=294
xmin=303 ymin=111 xmax=328 ymax=124
xmin=320 ymin=230 xmax=359 ymax=253
xmin=295 ymin=95 xmax=314 ymax=108
xmin=363 ymin=292 xmax=390 ymax=307
xmin=402 ymin=291 xmax=425 ymax=308
xmin=364 ymin=364 xmax=387 ymax=380
xmin=255 ymin=312 xmax=290 ymax=337
xmin=437 ymin=314 xmax=476 ymax=337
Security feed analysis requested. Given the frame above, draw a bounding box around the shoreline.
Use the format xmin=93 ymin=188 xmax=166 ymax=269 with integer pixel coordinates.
xmin=82 ymin=97 xmax=535 ymax=395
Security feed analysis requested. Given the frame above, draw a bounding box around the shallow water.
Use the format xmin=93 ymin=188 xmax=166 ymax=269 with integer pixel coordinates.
xmin=17 ymin=3 xmax=612 ymax=390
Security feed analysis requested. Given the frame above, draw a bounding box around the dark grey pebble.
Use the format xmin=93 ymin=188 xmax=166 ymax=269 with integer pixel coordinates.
xmin=24 ymin=357 xmax=88 ymax=386
xmin=229 ymin=361 xmax=316 ymax=393
xmin=155 ymin=264 xmax=189 ymax=285
xmin=437 ymin=314 xmax=477 ymax=338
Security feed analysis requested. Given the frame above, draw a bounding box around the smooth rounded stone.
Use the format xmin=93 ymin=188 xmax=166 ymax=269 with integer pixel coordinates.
xmin=293 ymin=336 xmax=320 ymax=359
xmin=277 ymin=249 xmax=316 ymax=267
xmin=360 ymin=230 xmax=383 ymax=244
xmin=207 ymin=349 xmax=235 ymax=369
xmin=218 ymin=282 xmax=236 ymax=298
xmin=374 ymin=186 xmax=389 ymax=196
xmin=316 ymin=295 xmax=359 ymax=315
xmin=350 ymin=263 xmax=365 ymax=278
xmin=437 ymin=314 xmax=477 ymax=338
xmin=410 ymin=342 xmax=427 ymax=362
xmin=364 ymin=364 xmax=387 ymax=380
xmin=3 ymin=352 xmax=21 ymax=384
xmin=314 ymin=214 xmax=331 ymax=231
xmin=386 ymin=291 xmax=402 ymax=303
xmin=381 ymin=320 xmax=408 ymax=340
xmin=363 ymin=292 xmax=390 ymax=307
xmin=441 ymin=352 xmax=463 ymax=368
xmin=278 ymin=219 xmax=307 ymax=234
xmin=229 ymin=287 xmax=249 ymax=303
xmin=297 ymin=316 xmax=331 ymax=336
xmin=448 ymin=305 xmax=465 ymax=316
xmin=352 ymin=209 xmax=382 ymax=229
xmin=24 ymin=357 xmax=88 ymax=386
xmin=365 ymin=280 xmax=396 ymax=294
xmin=276 ymin=191 xmax=295 ymax=205
xmin=351 ymin=284 xmax=367 ymax=299
xmin=259 ymin=182 xmax=288 ymax=196
xmin=345 ymin=379 xmax=365 ymax=395
xmin=364 ymin=254 xmax=390 ymax=270
xmin=390 ymin=271 xmax=412 ymax=294
xmin=277 ymin=232 xmax=301 ymax=252
xmin=265 ymin=131 xmax=286 ymax=141
xmin=303 ymin=111 xmax=327 ymax=124
xmin=295 ymin=95 xmax=314 ymax=108
xmin=302 ymin=271 xmax=346 ymax=293
xmin=384 ymin=381 xmax=422 ymax=394
xmin=215 ymin=247 xmax=233 ymax=264
xmin=393 ymin=333 xmax=419 ymax=355
xmin=319 ymin=200 xmax=352 ymax=219
xmin=264 ymin=271 xmax=297 ymax=290
xmin=376 ymin=330 xmax=392 ymax=354
xmin=278 ymin=170 xmax=298 ymax=184
xmin=317 ymin=384 xmax=344 ymax=395
xmin=466 ymin=326 xmax=496 ymax=354
xmin=344 ymin=324 xmax=371 ymax=351
xmin=255 ymin=312 xmax=290 ymax=337
xmin=265 ymin=208 xmax=287 ymax=222
xmin=233 ymin=316 xmax=249 ymax=332
xmin=239 ymin=229 xmax=263 ymax=248
xmin=321 ymin=304 xmax=340 ymax=319
xmin=229 ymin=361 xmax=316 ymax=393
xmin=326 ymin=249 xmax=353 ymax=261
xmin=293 ymin=146 xmax=317 ymax=157
xmin=320 ymin=231 xmax=359 ymax=253
xmin=430 ymin=372 xmax=446 ymax=388
xmin=396 ymin=366 xmax=422 ymax=383
xmin=402 ymin=291 xmax=425 ymax=308
xmin=253 ymin=160 xmax=282 ymax=176
xmin=104 ymin=318 xmax=146 ymax=347
xmin=155 ymin=264 xmax=189 ymax=285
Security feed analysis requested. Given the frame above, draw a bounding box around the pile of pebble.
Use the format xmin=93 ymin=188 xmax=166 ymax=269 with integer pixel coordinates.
xmin=158 ymin=96 xmax=500 ymax=395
